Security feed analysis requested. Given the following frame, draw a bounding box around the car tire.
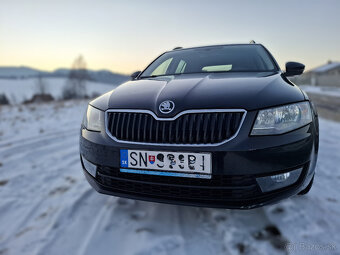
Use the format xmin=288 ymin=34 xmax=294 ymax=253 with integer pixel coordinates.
xmin=298 ymin=175 xmax=314 ymax=195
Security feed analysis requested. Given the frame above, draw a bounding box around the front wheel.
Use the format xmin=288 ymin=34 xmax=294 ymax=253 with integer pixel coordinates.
xmin=298 ymin=175 xmax=314 ymax=195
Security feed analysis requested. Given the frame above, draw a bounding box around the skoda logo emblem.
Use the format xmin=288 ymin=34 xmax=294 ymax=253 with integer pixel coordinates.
xmin=159 ymin=100 xmax=175 ymax=114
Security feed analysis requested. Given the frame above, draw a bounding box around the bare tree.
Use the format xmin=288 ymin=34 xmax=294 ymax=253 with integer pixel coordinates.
xmin=35 ymin=74 xmax=47 ymax=95
xmin=0 ymin=94 xmax=9 ymax=105
xmin=62 ymin=55 xmax=89 ymax=99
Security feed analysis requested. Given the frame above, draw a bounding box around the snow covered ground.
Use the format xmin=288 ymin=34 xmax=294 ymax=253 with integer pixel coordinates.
xmin=0 ymin=101 xmax=339 ymax=255
xmin=300 ymin=85 xmax=340 ymax=98
xmin=0 ymin=78 xmax=116 ymax=104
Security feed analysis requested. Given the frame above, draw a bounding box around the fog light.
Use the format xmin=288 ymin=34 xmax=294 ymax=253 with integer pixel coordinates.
xmin=82 ymin=156 xmax=97 ymax=177
xmin=271 ymin=172 xmax=290 ymax=183
xmin=256 ymin=168 xmax=302 ymax=193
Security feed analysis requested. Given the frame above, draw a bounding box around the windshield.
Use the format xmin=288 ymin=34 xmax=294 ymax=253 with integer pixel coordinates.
xmin=140 ymin=45 xmax=278 ymax=78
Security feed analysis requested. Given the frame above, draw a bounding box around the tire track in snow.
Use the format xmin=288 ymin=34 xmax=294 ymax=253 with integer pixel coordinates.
xmin=33 ymin=190 xmax=116 ymax=255
xmin=0 ymin=129 xmax=78 ymax=158
xmin=75 ymin=197 xmax=119 ymax=255
xmin=0 ymin=113 xmax=86 ymax=254
xmin=0 ymin=131 xmax=80 ymax=188
xmin=175 ymin=206 xmax=226 ymax=255
xmin=0 ymin=126 xmax=77 ymax=148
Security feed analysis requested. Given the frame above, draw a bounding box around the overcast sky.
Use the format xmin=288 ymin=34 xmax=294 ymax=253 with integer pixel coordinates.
xmin=1 ymin=0 xmax=339 ymax=74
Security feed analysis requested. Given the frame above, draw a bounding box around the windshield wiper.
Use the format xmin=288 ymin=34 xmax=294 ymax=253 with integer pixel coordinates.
xmin=139 ymin=70 xmax=276 ymax=79
xmin=139 ymin=74 xmax=182 ymax=79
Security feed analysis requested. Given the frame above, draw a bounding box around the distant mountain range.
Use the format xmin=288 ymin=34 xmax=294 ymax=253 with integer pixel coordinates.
xmin=0 ymin=66 xmax=130 ymax=85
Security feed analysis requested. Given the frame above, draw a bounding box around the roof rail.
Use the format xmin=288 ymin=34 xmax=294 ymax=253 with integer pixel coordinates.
xmin=249 ymin=40 xmax=256 ymax=44
xmin=173 ymin=47 xmax=183 ymax=50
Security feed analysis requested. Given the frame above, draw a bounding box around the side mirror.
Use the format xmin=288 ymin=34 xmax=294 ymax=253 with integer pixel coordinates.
xmin=130 ymin=71 xmax=141 ymax=80
xmin=284 ymin=62 xmax=305 ymax=77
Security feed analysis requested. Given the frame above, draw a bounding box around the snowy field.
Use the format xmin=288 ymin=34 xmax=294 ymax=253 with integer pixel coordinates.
xmin=0 ymin=100 xmax=339 ymax=255
xmin=0 ymin=78 xmax=116 ymax=104
xmin=299 ymin=85 xmax=340 ymax=98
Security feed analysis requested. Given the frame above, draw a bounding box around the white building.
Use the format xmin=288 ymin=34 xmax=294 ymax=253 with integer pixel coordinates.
xmin=297 ymin=61 xmax=340 ymax=87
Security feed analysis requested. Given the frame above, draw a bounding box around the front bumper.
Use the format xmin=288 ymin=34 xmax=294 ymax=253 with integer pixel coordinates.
xmin=79 ymin=110 xmax=318 ymax=209
xmin=82 ymin=159 xmax=311 ymax=209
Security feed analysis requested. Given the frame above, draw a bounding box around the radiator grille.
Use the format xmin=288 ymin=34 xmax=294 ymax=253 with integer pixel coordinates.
xmin=106 ymin=110 xmax=245 ymax=145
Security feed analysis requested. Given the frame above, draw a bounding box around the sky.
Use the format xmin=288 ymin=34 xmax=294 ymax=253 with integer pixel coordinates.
xmin=1 ymin=0 xmax=340 ymax=74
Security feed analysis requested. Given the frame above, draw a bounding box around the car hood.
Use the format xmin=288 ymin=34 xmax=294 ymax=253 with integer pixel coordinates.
xmin=90 ymin=72 xmax=304 ymax=116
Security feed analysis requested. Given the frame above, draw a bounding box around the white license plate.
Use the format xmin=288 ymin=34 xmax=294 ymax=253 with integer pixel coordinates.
xmin=120 ymin=149 xmax=211 ymax=178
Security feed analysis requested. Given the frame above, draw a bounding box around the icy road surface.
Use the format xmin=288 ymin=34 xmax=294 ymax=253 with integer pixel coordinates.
xmin=0 ymin=100 xmax=339 ymax=255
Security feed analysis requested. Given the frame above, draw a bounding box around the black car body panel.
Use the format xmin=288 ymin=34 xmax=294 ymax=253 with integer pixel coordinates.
xmin=80 ymin=44 xmax=318 ymax=209
xmin=90 ymin=72 xmax=304 ymax=113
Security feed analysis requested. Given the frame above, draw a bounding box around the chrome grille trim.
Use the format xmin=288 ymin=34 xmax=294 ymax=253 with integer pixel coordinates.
xmin=105 ymin=109 xmax=247 ymax=146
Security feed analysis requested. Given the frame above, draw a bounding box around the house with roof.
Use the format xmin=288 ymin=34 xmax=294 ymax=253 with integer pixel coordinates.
xmin=296 ymin=61 xmax=340 ymax=87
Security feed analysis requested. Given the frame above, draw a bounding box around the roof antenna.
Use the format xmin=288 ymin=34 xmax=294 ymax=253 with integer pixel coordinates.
xmin=173 ymin=47 xmax=183 ymax=50
xmin=249 ymin=40 xmax=256 ymax=44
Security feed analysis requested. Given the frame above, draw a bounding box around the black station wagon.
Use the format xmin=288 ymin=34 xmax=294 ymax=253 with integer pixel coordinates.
xmin=80 ymin=43 xmax=319 ymax=209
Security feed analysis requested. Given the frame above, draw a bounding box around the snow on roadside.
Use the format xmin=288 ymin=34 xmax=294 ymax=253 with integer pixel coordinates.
xmin=299 ymin=85 xmax=340 ymax=98
xmin=0 ymin=101 xmax=339 ymax=255
xmin=0 ymin=78 xmax=116 ymax=104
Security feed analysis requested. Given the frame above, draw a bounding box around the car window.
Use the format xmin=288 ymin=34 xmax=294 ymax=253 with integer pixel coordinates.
xmin=141 ymin=45 xmax=277 ymax=77
xmin=151 ymin=58 xmax=173 ymax=76
xmin=175 ymin=60 xmax=187 ymax=74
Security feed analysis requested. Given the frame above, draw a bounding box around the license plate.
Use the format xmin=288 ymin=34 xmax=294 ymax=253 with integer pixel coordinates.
xmin=120 ymin=149 xmax=211 ymax=178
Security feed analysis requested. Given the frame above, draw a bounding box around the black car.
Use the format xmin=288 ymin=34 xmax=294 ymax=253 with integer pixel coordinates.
xmin=80 ymin=43 xmax=319 ymax=209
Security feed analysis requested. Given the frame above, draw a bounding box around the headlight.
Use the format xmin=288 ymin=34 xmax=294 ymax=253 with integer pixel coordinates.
xmin=82 ymin=105 xmax=104 ymax=131
xmin=251 ymin=102 xmax=312 ymax=135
